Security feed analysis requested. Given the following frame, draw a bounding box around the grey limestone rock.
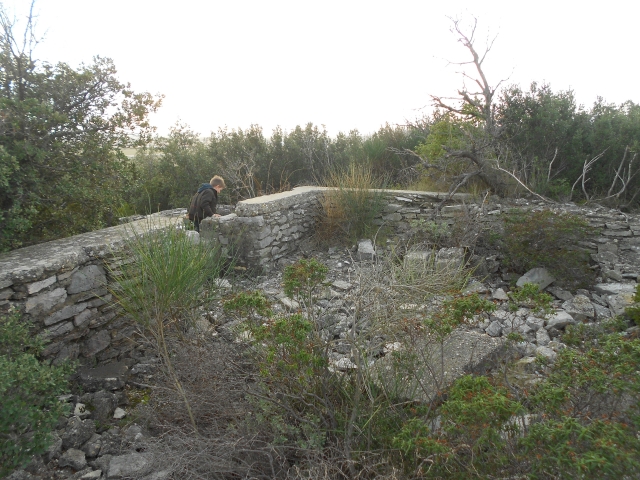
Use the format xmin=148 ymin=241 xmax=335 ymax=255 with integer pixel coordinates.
xmin=68 ymin=265 xmax=107 ymax=295
xmin=561 ymin=294 xmax=595 ymax=322
xmin=88 ymin=391 xmax=118 ymax=423
xmin=107 ymin=452 xmax=152 ymax=479
xmin=535 ymin=346 xmax=557 ymax=362
xmin=26 ymin=275 xmax=57 ymax=294
xmin=44 ymin=302 xmax=88 ymax=326
xmin=492 ymin=288 xmax=509 ymax=301
xmin=525 ymin=316 xmax=545 ymax=331
xmin=545 ymin=311 xmax=576 ymax=330
xmin=81 ymin=434 xmax=103 ymax=458
xmin=76 ymin=362 xmax=129 ymax=391
xmin=536 ymin=328 xmax=551 ymax=346
xmin=82 ymin=330 xmax=111 ymax=358
xmin=486 ymin=320 xmax=502 ymax=337
xmin=59 ymin=448 xmax=87 ymax=471
xmin=516 ymin=268 xmax=555 ymax=290
xmin=357 ymin=239 xmax=376 ymax=261
xmin=61 ymin=417 xmax=96 ymax=449
xmin=25 ymin=287 xmax=67 ymax=315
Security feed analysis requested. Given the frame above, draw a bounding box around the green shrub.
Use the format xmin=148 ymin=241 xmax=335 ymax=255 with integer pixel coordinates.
xmin=223 ymin=290 xmax=273 ymax=322
xmin=425 ymin=293 xmax=496 ymax=339
xmin=283 ymin=258 xmax=328 ymax=311
xmin=624 ymin=283 xmax=640 ymax=325
xmin=0 ymin=308 xmax=74 ymax=477
xmin=509 ymin=282 xmax=554 ymax=315
xmin=394 ymin=375 xmax=523 ymax=477
xmin=500 ymin=209 xmax=595 ymax=289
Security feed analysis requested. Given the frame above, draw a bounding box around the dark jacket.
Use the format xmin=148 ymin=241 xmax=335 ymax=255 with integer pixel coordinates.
xmin=189 ymin=183 xmax=218 ymax=223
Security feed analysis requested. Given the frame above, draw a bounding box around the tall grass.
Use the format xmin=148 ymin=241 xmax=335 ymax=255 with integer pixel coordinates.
xmin=108 ymin=220 xmax=226 ymax=432
xmin=318 ymin=163 xmax=387 ymax=244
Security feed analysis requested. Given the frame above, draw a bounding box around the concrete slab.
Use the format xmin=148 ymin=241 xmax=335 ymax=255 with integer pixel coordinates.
xmin=373 ymin=329 xmax=506 ymax=403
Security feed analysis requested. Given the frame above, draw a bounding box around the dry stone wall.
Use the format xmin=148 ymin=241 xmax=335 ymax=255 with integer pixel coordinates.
xmin=1 ymin=185 xmax=639 ymax=367
xmin=0 ymin=215 xmax=183 ymax=365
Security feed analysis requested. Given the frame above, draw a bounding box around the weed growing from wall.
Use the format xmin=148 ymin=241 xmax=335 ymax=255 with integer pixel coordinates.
xmin=108 ymin=221 xmax=226 ymax=432
xmin=318 ymin=163 xmax=387 ymax=244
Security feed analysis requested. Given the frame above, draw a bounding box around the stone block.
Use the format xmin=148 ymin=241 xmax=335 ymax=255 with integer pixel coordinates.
xmin=75 ymin=308 xmax=96 ymax=328
xmin=373 ymin=329 xmax=505 ymax=403
xmin=357 ymin=239 xmax=376 ymax=261
xmin=82 ymin=330 xmax=111 ymax=357
xmin=382 ymin=213 xmax=402 ymax=222
xmin=516 ymin=268 xmax=555 ymax=290
xmin=27 ymin=275 xmax=57 ymax=294
xmin=76 ymin=361 xmax=129 ymax=391
xmin=107 ymin=452 xmax=152 ymax=479
xmin=25 ymin=287 xmax=67 ymax=314
xmin=44 ymin=321 xmax=75 ymax=339
xmin=545 ymin=311 xmax=576 ymax=330
xmin=44 ymin=302 xmax=88 ymax=326
xmin=561 ymin=295 xmax=595 ymax=322
xmin=68 ymin=265 xmax=107 ymax=294
xmin=59 ymin=448 xmax=87 ymax=471
xmin=53 ymin=343 xmax=80 ymax=364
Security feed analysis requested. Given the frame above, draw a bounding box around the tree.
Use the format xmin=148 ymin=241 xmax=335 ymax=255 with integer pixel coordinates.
xmin=0 ymin=2 xmax=162 ymax=251
xmin=425 ymin=16 xmax=517 ymax=198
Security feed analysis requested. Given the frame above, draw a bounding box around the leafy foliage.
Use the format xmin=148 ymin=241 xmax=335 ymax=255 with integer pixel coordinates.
xmin=0 ymin=6 xmax=161 ymax=251
xmin=425 ymin=293 xmax=496 ymax=339
xmin=509 ymin=282 xmax=554 ymax=315
xmin=282 ymin=257 xmax=328 ymax=306
xmin=0 ymin=308 xmax=74 ymax=477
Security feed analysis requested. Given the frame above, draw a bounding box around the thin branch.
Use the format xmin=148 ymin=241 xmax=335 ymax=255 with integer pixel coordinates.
xmin=494 ymin=164 xmax=553 ymax=203
xmin=570 ymin=149 xmax=608 ymax=202
xmin=547 ymin=147 xmax=558 ymax=182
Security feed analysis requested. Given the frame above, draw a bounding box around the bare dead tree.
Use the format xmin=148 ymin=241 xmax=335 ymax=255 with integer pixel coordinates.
xmin=570 ymin=149 xmax=608 ymax=202
xmin=604 ymin=146 xmax=640 ymax=203
xmin=415 ymin=16 xmax=529 ymax=203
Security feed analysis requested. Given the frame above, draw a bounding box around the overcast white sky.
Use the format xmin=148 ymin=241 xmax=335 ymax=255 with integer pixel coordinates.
xmin=2 ymin=0 xmax=638 ymax=137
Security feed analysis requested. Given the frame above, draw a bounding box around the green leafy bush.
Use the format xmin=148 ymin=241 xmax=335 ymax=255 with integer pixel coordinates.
xmin=624 ymin=283 xmax=640 ymax=325
xmin=0 ymin=308 xmax=74 ymax=477
xmin=223 ymin=290 xmax=273 ymax=322
xmin=500 ymin=209 xmax=595 ymax=289
xmin=425 ymin=293 xmax=496 ymax=339
xmin=283 ymin=258 xmax=328 ymax=309
xmin=394 ymin=375 xmax=523 ymax=477
xmin=509 ymin=282 xmax=554 ymax=315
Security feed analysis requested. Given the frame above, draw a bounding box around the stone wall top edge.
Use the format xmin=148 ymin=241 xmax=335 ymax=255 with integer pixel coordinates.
xmin=0 ymin=217 xmax=181 ymax=286
xmin=234 ymin=187 xmax=474 ymax=217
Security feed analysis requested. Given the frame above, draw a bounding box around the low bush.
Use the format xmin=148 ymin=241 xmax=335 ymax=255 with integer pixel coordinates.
xmin=500 ymin=209 xmax=595 ymax=289
xmin=0 ymin=308 xmax=74 ymax=477
xmin=509 ymin=282 xmax=554 ymax=315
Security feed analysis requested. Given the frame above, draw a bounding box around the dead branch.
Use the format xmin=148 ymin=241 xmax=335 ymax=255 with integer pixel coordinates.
xmin=547 ymin=147 xmax=558 ymax=182
xmin=494 ymin=164 xmax=553 ymax=203
xmin=570 ymin=149 xmax=608 ymax=202
xmin=604 ymin=146 xmax=639 ymax=201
